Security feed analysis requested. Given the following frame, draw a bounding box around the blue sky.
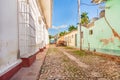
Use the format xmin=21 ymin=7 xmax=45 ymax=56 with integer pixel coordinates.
xmin=48 ymin=0 xmax=104 ymax=36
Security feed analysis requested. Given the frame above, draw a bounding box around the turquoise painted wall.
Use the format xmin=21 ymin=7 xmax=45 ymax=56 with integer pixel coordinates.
xmin=77 ymin=0 xmax=120 ymax=56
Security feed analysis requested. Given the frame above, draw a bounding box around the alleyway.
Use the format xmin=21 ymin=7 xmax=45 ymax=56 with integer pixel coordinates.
xmin=1 ymin=0 xmax=120 ymax=80
xmin=38 ymin=45 xmax=120 ymax=80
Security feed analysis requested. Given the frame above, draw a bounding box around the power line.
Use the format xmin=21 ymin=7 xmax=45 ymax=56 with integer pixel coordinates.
xmin=81 ymin=3 xmax=98 ymax=6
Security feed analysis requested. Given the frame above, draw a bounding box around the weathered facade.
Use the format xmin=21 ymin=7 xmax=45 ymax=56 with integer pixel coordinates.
xmin=64 ymin=30 xmax=78 ymax=48
xmin=77 ymin=0 xmax=120 ymax=56
xmin=58 ymin=30 xmax=78 ymax=48
xmin=0 ymin=0 xmax=52 ymax=79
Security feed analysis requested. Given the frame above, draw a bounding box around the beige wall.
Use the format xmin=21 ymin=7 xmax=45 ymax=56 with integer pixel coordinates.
xmin=64 ymin=30 xmax=77 ymax=48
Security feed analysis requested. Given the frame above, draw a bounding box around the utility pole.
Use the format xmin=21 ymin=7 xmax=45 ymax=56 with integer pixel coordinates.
xmin=78 ymin=0 xmax=82 ymax=50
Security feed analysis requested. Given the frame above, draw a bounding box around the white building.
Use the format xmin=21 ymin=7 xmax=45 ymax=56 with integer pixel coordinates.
xmin=0 ymin=0 xmax=52 ymax=79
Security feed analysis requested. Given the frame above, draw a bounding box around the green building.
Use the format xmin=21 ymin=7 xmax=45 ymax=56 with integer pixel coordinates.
xmin=77 ymin=0 xmax=120 ymax=56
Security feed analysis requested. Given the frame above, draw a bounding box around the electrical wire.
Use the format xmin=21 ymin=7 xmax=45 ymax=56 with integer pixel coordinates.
xmin=81 ymin=3 xmax=98 ymax=6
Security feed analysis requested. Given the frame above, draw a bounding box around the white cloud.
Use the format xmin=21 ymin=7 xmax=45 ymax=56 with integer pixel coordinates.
xmin=52 ymin=25 xmax=68 ymax=30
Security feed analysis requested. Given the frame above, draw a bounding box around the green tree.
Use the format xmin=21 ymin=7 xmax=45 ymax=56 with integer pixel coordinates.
xmin=49 ymin=35 xmax=54 ymax=39
xmin=59 ymin=31 xmax=67 ymax=36
xmin=81 ymin=12 xmax=89 ymax=26
xmin=68 ymin=25 xmax=77 ymax=32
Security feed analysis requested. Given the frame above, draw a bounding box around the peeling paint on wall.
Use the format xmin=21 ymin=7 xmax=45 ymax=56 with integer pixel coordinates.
xmin=100 ymin=37 xmax=114 ymax=45
xmin=118 ymin=46 xmax=120 ymax=48
xmin=77 ymin=0 xmax=120 ymax=56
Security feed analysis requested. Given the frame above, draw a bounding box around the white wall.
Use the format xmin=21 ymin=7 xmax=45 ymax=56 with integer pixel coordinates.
xmin=40 ymin=21 xmax=45 ymax=48
xmin=0 ymin=0 xmax=50 ymax=75
xmin=42 ymin=24 xmax=49 ymax=47
xmin=0 ymin=0 xmax=21 ymax=74
xmin=45 ymin=27 xmax=49 ymax=45
xmin=19 ymin=0 xmax=37 ymax=57
xmin=18 ymin=0 xmax=49 ymax=57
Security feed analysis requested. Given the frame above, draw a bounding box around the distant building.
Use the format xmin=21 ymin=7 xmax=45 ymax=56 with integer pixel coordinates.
xmin=58 ymin=30 xmax=78 ymax=48
xmin=50 ymin=38 xmax=55 ymax=44
xmin=64 ymin=30 xmax=78 ymax=48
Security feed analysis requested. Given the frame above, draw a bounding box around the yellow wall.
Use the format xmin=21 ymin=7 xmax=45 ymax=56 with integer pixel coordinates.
xmin=64 ymin=30 xmax=77 ymax=48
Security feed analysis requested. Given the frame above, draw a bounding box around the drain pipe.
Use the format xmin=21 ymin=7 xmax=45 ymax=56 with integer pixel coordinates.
xmin=17 ymin=0 xmax=20 ymax=59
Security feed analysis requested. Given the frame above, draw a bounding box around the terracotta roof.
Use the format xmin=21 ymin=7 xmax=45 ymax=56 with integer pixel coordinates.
xmin=91 ymin=0 xmax=106 ymax=4
xmin=99 ymin=10 xmax=105 ymax=18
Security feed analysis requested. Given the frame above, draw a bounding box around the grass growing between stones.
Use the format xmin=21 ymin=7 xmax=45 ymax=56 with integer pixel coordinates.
xmin=72 ymin=50 xmax=86 ymax=56
xmin=65 ymin=46 xmax=75 ymax=49
xmin=64 ymin=46 xmax=87 ymax=56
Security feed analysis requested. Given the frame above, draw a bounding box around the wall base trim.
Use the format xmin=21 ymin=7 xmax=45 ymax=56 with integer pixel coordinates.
xmin=0 ymin=50 xmax=41 ymax=80
xmin=21 ymin=53 xmax=36 ymax=67
xmin=44 ymin=47 xmax=46 ymax=49
xmin=0 ymin=60 xmax=22 ymax=80
xmin=39 ymin=48 xmax=44 ymax=52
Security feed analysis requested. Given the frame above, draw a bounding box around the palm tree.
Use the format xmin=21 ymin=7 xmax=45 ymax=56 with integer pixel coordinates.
xmin=49 ymin=35 xmax=54 ymax=39
xmin=81 ymin=12 xmax=89 ymax=27
xmin=59 ymin=31 xmax=67 ymax=36
xmin=68 ymin=25 xmax=77 ymax=32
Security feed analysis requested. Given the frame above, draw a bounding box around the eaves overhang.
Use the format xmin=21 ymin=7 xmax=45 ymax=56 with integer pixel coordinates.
xmin=37 ymin=0 xmax=52 ymax=29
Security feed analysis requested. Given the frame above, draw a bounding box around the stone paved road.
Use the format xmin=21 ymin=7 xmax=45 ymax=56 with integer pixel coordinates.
xmin=62 ymin=47 xmax=120 ymax=80
xmin=39 ymin=45 xmax=120 ymax=80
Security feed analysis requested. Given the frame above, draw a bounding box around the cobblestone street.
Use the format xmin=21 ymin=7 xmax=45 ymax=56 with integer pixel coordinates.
xmin=38 ymin=45 xmax=120 ymax=80
xmin=1 ymin=0 xmax=120 ymax=80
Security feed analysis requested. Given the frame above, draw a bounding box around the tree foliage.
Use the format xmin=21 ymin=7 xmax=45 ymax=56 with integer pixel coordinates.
xmin=49 ymin=35 xmax=54 ymax=39
xmin=59 ymin=31 xmax=67 ymax=36
xmin=58 ymin=25 xmax=77 ymax=37
xmin=68 ymin=25 xmax=77 ymax=32
xmin=81 ymin=12 xmax=89 ymax=26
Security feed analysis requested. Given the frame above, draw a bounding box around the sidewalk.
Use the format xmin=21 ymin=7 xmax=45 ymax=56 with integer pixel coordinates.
xmin=10 ymin=48 xmax=48 ymax=80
